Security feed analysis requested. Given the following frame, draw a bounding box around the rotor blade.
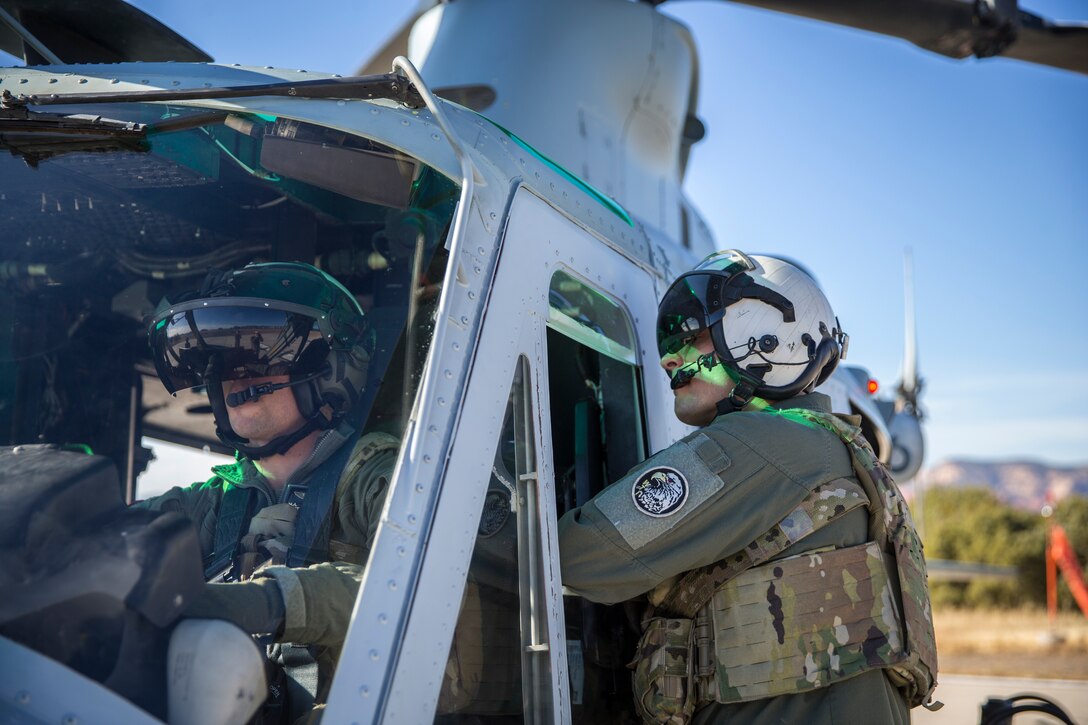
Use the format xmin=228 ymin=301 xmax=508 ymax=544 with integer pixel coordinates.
xmin=722 ymin=0 xmax=1088 ymax=75
xmin=899 ymin=248 xmax=921 ymax=409
xmin=902 ymin=249 xmax=916 ymax=391
xmin=0 ymin=0 xmax=211 ymax=64
xmin=355 ymin=0 xmax=437 ymax=76
xmin=1003 ymin=11 xmax=1088 ymax=75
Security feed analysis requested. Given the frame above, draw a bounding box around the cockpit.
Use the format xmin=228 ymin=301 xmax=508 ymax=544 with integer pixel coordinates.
xmin=0 ymin=98 xmax=465 ymax=721
xmin=1 ymin=103 xmax=459 ymax=497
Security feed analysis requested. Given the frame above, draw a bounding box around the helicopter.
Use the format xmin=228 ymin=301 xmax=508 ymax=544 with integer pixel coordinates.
xmin=0 ymin=0 xmax=1084 ymax=723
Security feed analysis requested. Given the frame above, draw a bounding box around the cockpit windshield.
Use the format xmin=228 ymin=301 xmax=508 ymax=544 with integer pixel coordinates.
xmin=0 ymin=102 xmax=460 ymax=495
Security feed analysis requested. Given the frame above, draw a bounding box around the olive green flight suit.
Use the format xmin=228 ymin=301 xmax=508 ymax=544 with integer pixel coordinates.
xmin=558 ymin=393 xmax=910 ymax=725
xmin=138 ymin=428 xmax=398 ymax=706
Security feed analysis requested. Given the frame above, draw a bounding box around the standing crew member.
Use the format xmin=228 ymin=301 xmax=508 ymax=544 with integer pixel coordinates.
xmin=141 ymin=261 xmax=398 ymax=720
xmin=559 ymin=250 xmax=937 ymax=724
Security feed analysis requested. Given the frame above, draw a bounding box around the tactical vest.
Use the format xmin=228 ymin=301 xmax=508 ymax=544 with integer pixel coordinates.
xmin=632 ymin=410 xmax=938 ymax=724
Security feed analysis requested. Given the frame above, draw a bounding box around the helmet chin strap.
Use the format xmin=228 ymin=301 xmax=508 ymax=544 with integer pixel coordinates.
xmin=669 ymin=352 xmax=762 ymax=416
xmin=715 ymin=381 xmax=754 ymax=415
xmin=227 ymin=416 xmax=327 ymax=460
xmin=204 ymin=360 xmax=332 ymax=460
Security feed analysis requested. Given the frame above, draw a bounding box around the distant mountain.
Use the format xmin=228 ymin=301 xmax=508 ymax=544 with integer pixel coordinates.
xmin=922 ymin=460 xmax=1088 ymax=511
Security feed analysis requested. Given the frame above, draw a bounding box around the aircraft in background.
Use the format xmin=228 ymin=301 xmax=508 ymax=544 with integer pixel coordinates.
xmin=0 ymin=0 xmax=1082 ymax=722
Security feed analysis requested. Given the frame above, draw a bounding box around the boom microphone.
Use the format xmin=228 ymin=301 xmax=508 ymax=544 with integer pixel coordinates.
xmin=669 ymin=353 xmax=721 ymax=390
xmin=225 ymin=370 xmax=325 ymax=407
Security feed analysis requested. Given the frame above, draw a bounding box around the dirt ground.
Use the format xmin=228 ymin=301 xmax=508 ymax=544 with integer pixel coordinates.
xmin=934 ymin=608 xmax=1088 ymax=680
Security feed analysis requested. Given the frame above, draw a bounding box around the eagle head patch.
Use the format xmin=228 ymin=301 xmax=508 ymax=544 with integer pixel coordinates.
xmin=631 ymin=466 xmax=688 ymax=517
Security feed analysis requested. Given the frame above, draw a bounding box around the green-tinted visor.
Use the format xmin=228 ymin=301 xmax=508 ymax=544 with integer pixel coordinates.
xmin=150 ymin=298 xmax=328 ymax=394
xmin=656 ymin=254 xmax=756 ymax=358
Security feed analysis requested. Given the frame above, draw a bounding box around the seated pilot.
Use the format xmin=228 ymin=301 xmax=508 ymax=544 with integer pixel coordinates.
xmin=140 ymin=261 xmax=397 ymax=721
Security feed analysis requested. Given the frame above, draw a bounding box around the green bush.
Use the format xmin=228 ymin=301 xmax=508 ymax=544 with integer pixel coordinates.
xmin=918 ymin=487 xmax=1087 ymax=609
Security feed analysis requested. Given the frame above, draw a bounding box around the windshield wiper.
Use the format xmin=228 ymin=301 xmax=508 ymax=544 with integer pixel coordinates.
xmin=0 ymin=105 xmax=226 ymax=167
xmin=0 ymin=73 xmax=424 ymax=110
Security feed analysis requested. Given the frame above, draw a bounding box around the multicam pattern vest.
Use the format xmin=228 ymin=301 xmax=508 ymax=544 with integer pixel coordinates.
xmin=632 ymin=410 xmax=938 ymax=724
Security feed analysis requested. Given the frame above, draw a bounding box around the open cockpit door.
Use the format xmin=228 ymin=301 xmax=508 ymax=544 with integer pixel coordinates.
xmin=338 ymin=186 xmax=674 ymax=722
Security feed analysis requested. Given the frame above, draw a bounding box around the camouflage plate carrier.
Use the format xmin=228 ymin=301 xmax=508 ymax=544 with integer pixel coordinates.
xmin=632 ymin=410 xmax=938 ymax=724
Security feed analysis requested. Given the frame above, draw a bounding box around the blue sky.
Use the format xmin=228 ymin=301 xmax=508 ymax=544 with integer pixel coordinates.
xmin=63 ymin=2 xmax=1088 ymax=469
xmin=665 ymin=1 xmax=1088 ymax=470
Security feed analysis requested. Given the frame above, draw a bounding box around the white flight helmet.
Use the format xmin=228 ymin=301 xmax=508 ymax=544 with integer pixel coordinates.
xmin=657 ymin=250 xmax=847 ymax=409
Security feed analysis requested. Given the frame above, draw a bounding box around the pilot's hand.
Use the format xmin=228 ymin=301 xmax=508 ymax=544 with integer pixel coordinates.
xmin=182 ymin=578 xmax=286 ymax=637
xmin=237 ymin=503 xmax=299 ymax=577
xmin=247 ymin=503 xmax=297 ymax=547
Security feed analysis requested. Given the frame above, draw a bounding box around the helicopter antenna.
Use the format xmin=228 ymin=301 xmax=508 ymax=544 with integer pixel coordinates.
xmin=897 ymin=248 xmax=923 ymax=418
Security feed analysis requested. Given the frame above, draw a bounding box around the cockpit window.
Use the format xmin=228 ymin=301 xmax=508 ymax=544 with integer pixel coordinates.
xmin=0 ymin=103 xmax=460 ymax=496
xmin=548 ymin=269 xmax=636 ymax=364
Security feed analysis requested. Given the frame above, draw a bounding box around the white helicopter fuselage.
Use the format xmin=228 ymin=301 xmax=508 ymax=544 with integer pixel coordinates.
xmin=0 ymin=11 xmax=919 ymax=719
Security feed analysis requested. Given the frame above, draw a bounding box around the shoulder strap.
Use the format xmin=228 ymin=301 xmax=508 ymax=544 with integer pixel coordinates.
xmin=286 ymin=435 xmax=359 ymax=568
xmin=783 ymin=409 xmax=893 ymax=543
xmin=659 ymin=477 xmax=867 ymax=618
xmin=205 ymin=484 xmax=257 ymax=580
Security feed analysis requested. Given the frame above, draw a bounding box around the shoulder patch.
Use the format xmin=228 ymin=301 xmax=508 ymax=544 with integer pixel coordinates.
xmin=478 ymin=489 xmax=511 ymax=537
xmin=631 ymin=467 xmax=688 ymax=517
xmin=596 ymin=437 xmax=731 ymax=551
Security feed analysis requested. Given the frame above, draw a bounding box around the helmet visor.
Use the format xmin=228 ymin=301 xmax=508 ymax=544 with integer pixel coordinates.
xmin=150 ymin=302 xmax=326 ymax=394
xmin=657 ymin=274 xmax=715 ymax=357
xmin=656 ymin=251 xmax=757 ymax=358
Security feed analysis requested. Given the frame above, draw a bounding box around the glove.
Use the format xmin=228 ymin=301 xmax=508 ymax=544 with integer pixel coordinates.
xmin=247 ymin=503 xmax=297 ymax=541
xmin=237 ymin=503 xmax=298 ymax=579
xmin=182 ymin=578 xmax=286 ymax=637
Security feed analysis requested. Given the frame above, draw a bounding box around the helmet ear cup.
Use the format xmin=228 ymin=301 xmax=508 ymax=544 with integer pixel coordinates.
xmin=290 ymin=340 xmax=332 ymax=421
xmin=289 ymin=339 xmax=371 ymax=420
xmin=319 ymin=347 xmax=367 ymax=413
xmin=810 ymin=323 xmax=842 ymax=391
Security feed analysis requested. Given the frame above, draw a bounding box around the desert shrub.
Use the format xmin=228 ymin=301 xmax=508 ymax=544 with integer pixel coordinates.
xmin=921 ymin=487 xmax=1045 ymax=608
xmin=919 ymin=487 xmax=1088 ymax=609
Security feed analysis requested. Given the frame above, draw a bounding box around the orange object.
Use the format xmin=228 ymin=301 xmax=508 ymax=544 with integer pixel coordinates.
xmin=1049 ymin=525 xmax=1088 ymax=619
xmin=1046 ymin=535 xmax=1058 ymax=623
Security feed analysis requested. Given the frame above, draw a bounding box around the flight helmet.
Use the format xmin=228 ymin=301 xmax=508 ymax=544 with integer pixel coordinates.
xmin=149 ymin=262 xmax=373 ymax=458
xmin=656 ymin=250 xmax=847 ymax=413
